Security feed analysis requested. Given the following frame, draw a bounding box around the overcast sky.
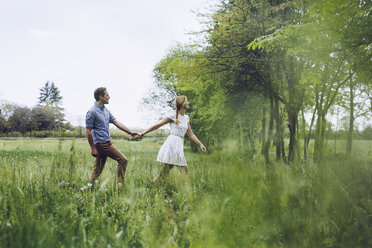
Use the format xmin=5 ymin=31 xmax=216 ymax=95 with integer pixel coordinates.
xmin=0 ymin=0 xmax=215 ymax=128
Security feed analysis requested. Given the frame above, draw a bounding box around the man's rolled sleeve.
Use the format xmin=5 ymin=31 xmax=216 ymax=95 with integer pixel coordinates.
xmin=86 ymin=111 xmax=95 ymax=128
xmin=109 ymin=111 xmax=116 ymax=123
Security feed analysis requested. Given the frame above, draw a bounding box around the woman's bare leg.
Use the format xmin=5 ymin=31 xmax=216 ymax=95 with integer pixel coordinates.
xmin=179 ymin=165 xmax=189 ymax=175
xmin=153 ymin=163 xmax=174 ymax=184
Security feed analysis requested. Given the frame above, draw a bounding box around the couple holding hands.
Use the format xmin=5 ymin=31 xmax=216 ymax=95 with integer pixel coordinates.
xmin=86 ymin=87 xmax=206 ymax=184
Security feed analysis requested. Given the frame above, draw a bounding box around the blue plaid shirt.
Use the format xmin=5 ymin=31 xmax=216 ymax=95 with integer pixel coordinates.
xmin=86 ymin=102 xmax=116 ymax=144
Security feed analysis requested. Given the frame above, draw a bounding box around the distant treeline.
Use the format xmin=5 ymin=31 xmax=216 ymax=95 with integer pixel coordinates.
xmin=1 ymin=123 xmax=371 ymax=141
xmin=0 ymin=81 xmax=68 ymax=137
xmin=0 ymin=105 xmax=66 ymax=135
xmin=0 ymin=100 xmax=170 ymax=139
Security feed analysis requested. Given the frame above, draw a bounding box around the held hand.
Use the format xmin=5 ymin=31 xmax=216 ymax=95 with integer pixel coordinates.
xmin=91 ymin=147 xmax=98 ymax=157
xmin=200 ymin=144 xmax=207 ymax=152
xmin=132 ymin=132 xmax=141 ymax=140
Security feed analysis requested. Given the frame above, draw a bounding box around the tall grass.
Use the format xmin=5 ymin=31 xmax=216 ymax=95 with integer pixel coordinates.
xmin=0 ymin=139 xmax=371 ymax=247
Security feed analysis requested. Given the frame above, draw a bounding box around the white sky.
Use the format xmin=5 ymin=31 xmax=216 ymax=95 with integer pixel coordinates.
xmin=0 ymin=0 xmax=215 ymax=128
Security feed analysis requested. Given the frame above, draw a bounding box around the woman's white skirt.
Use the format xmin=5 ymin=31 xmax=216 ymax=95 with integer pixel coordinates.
xmin=156 ymin=135 xmax=187 ymax=166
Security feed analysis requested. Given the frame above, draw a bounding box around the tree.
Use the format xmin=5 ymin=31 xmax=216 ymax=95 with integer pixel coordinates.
xmin=8 ymin=106 xmax=33 ymax=134
xmin=148 ymin=0 xmax=304 ymax=163
xmin=31 ymin=107 xmax=56 ymax=131
xmin=361 ymin=125 xmax=372 ymax=140
xmin=38 ymin=81 xmax=65 ymax=127
xmin=146 ymin=0 xmax=371 ymax=162
xmin=0 ymin=102 xmax=15 ymax=120
xmin=310 ymin=0 xmax=372 ymax=83
xmin=340 ymin=73 xmax=372 ymax=155
xmin=38 ymin=81 xmax=63 ymax=107
xmin=0 ymin=101 xmax=14 ymax=133
xmin=0 ymin=115 xmax=8 ymax=133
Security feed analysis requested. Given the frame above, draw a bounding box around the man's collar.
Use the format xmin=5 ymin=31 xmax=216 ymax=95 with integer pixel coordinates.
xmin=95 ymin=102 xmax=105 ymax=109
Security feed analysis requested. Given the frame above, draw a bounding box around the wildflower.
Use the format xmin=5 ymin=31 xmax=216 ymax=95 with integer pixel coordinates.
xmin=115 ymin=230 xmax=123 ymax=239
xmin=88 ymin=183 xmax=92 ymax=187
xmin=146 ymin=215 xmax=151 ymax=222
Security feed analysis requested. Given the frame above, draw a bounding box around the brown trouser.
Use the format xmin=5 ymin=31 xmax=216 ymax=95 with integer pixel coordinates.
xmin=90 ymin=141 xmax=128 ymax=183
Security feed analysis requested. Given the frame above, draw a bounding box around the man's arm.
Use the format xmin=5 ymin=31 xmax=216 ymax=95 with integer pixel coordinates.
xmin=112 ymin=119 xmax=140 ymax=139
xmin=86 ymin=127 xmax=97 ymax=157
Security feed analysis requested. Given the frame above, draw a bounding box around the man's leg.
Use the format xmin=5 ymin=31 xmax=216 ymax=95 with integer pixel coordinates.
xmin=90 ymin=145 xmax=108 ymax=182
xmin=103 ymin=142 xmax=128 ymax=183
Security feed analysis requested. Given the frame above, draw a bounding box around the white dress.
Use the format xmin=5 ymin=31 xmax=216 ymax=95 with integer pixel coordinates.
xmin=156 ymin=114 xmax=189 ymax=166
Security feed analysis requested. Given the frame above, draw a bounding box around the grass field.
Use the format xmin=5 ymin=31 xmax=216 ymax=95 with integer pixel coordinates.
xmin=0 ymin=138 xmax=371 ymax=247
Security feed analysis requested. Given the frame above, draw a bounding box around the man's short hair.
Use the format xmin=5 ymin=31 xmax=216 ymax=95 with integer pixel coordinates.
xmin=94 ymin=87 xmax=107 ymax=101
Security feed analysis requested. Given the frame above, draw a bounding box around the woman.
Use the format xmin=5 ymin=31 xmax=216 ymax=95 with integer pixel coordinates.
xmin=140 ymin=95 xmax=206 ymax=183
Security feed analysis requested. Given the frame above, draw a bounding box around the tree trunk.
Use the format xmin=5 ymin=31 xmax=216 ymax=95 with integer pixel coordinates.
xmin=274 ymin=96 xmax=281 ymax=161
xmin=301 ymin=107 xmax=307 ymax=160
xmin=346 ymin=79 xmax=354 ymax=155
xmin=263 ymin=96 xmax=274 ymax=165
xmin=313 ymin=83 xmax=324 ymax=162
xmin=281 ymin=136 xmax=286 ymax=163
xmin=274 ymin=96 xmax=287 ymax=163
xmin=288 ymin=110 xmax=298 ymax=163
xmin=261 ymin=105 xmax=266 ymax=155
xmin=314 ymin=111 xmax=326 ymax=161
xmin=248 ymin=130 xmax=257 ymax=156
xmin=334 ymin=106 xmax=340 ymax=154
xmin=320 ymin=114 xmax=326 ymax=155
xmin=287 ymin=60 xmax=299 ymax=163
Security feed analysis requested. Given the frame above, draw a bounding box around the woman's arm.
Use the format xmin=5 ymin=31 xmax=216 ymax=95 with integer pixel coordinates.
xmin=186 ymin=123 xmax=207 ymax=152
xmin=141 ymin=117 xmax=173 ymax=136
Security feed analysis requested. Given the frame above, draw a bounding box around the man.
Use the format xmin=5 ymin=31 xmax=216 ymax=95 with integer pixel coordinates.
xmin=86 ymin=87 xmax=140 ymax=184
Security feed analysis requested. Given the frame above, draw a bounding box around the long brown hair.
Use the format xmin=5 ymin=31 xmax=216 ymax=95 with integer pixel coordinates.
xmin=174 ymin=95 xmax=188 ymax=125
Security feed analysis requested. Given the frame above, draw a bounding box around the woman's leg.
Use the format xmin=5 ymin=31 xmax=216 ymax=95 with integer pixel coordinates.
xmin=179 ymin=165 xmax=189 ymax=175
xmin=153 ymin=163 xmax=174 ymax=183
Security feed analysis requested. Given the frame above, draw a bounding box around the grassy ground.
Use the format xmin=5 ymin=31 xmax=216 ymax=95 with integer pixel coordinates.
xmin=0 ymin=138 xmax=371 ymax=247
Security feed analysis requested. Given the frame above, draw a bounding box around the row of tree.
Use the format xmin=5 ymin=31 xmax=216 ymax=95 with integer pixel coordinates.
xmin=0 ymin=81 xmax=66 ymax=135
xmin=145 ymin=0 xmax=371 ymax=163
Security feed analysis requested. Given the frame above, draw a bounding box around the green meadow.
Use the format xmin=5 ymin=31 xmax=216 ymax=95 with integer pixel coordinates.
xmin=0 ymin=138 xmax=371 ymax=247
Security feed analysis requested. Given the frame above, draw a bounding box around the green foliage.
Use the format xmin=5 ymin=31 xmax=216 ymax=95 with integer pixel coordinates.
xmin=38 ymin=81 xmax=63 ymax=108
xmin=37 ymin=81 xmax=65 ymax=126
xmin=7 ymin=107 xmax=33 ymax=134
xmin=361 ymin=125 xmax=372 ymax=140
xmin=310 ymin=0 xmax=372 ymax=82
xmin=0 ymin=103 xmax=67 ymax=135
xmin=0 ymin=139 xmax=371 ymax=247
xmin=31 ymin=107 xmax=58 ymax=131
xmin=147 ymin=0 xmax=371 ymax=162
